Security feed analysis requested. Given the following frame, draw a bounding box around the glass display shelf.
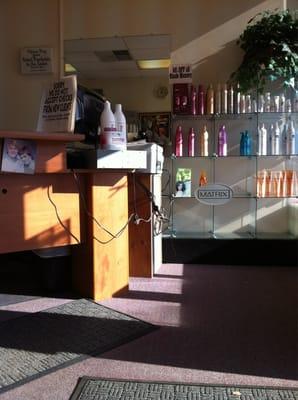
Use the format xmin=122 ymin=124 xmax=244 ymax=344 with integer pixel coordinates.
xmin=170 ymin=154 xmax=298 ymax=159
xmin=172 ymin=111 xmax=297 ymax=121
xmin=162 ymin=231 xmax=297 ymax=240
xmin=255 ymin=232 xmax=297 ymax=240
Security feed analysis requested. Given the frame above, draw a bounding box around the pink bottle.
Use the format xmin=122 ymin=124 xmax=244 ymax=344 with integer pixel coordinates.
xmin=188 ymin=127 xmax=195 ymax=156
xmin=175 ymin=125 xmax=183 ymax=157
xmin=190 ymin=85 xmax=197 ymax=115
xmin=198 ymin=84 xmax=205 ymax=115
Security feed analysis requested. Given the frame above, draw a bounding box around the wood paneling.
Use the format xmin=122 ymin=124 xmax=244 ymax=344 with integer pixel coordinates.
xmin=72 ymin=172 xmax=129 ymax=300
xmin=128 ymin=173 xmax=152 ymax=277
xmin=0 ymin=174 xmax=80 ymax=253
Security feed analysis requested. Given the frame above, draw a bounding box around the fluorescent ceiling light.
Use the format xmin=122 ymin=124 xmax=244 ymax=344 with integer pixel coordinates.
xmin=137 ymin=59 xmax=171 ymax=69
xmin=65 ymin=63 xmax=76 ymax=72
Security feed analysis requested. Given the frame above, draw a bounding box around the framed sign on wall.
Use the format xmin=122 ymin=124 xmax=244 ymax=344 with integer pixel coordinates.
xmin=20 ymin=47 xmax=53 ymax=74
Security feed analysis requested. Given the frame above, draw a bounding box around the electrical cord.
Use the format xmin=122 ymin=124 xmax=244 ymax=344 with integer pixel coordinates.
xmin=72 ymin=170 xmax=135 ymax=243
xmin=46 ymin=185 xmax=80 ymax=244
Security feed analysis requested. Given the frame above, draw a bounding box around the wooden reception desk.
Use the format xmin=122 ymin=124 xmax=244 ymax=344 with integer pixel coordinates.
xmin=0 ymin=131 xmax=149 ymax=300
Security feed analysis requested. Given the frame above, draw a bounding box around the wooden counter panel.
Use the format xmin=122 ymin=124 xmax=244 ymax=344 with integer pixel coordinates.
xmin=0 ymin=174 xmax=80 ymax=253
xmin=128 ymin=173 xmax=152 ymax=277
xmin=90 ymin=172 xmax=129 ymax=300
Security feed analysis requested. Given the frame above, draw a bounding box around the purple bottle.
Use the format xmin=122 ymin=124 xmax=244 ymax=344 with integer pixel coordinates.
xmin=218 ymin=125 xmax=227 ymax=156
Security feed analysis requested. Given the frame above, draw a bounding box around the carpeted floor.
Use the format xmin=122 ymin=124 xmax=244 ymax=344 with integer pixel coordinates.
xmin=69 ymin=377 xmax=298 ymax=400
xmin=0 ymin=298 xmax=157 ymax=394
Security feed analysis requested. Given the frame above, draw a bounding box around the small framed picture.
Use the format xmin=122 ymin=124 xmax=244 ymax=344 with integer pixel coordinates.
xmin=139 ymin=112 xmax=171 ymax=147
xmin=175 ymin=168 xmax=192 ymax=197
xmin=1 ymin=138 xmax=37 ymax=174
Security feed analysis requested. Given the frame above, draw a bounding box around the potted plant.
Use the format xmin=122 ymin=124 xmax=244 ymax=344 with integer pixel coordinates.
xmin=230 ymin=9 xmax=298 ymax=93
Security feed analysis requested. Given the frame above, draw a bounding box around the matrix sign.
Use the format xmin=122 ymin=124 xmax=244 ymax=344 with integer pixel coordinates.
xmin=194 ymin=183 xmax=233 ymax=205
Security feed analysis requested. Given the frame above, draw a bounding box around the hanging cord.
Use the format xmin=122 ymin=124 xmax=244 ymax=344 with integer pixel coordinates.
xmin=72 ymin=170 xmax=135 ymax=244
xmin=46 ymin=185 xmax=80 ymax=243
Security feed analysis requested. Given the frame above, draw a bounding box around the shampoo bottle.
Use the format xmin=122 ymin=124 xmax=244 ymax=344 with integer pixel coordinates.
xmin=175 ymin=125 xmax=183 ymax=157
xmin=188 ymin=127 xmax=195 ymax=157
xmin=200 ymin=125 xmax=209 ymax=156
xmin=190 ymin=85 xmax=197 ymax=115
xmin=198 ymin=85 xmax=205 ymax=115
xmin=221 ymin=83 xmax=228 ymax=114
xmin=272 ymin=122 xmax=280 ymax=155
xmin=287 ymin=120 xmax=296 ymax=155
xmin=258 ymin=123 xmax=267 ymax=155
xmin=100 ymin=100 xmax=117 ymax=150
xmin=206 ymin=84 xmax=214 ymax=114
xmin=113 ymin=103 xmax=127 ymax=150
xmin=218 ymin=125 xmax=227 ymax=156
xmin=215 ymin=83 xmax=221 ymax=114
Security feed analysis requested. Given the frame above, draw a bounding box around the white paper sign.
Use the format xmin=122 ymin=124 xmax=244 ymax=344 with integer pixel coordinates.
xmin=169 ymin=64 xmax=192 ymax=84
xmin=21 ymin=47 xmax=53 ymax=74
xmin=194 ymin=183 xmax=233 ymax=205
xmin=37 ymin=75 xmax=77 ymax=133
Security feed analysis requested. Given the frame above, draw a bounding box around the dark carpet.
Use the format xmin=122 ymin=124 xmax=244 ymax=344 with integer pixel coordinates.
xmin=0 ymin=299 xmax=157 ymax=394
xmin=69 ymin=378 xmax=298 ymax=400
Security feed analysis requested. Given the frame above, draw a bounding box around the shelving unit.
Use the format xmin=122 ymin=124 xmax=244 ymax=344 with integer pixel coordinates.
xmin=162 ymin=111 xmax=298 ymax=240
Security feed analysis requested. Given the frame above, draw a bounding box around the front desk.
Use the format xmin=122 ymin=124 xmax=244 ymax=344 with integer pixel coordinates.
xmin=0 ymin=131 xmax=152 ymax=300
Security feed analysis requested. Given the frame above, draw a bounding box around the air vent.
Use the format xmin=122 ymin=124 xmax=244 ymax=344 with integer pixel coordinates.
xmin=112 ymin=50 xmax=132 ymax=61
xmin=95 ymin=50 xmax=132 ymax=62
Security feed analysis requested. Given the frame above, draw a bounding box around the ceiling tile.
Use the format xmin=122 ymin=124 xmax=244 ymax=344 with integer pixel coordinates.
xmin=123 ymin=34 xmax=171 ymax=50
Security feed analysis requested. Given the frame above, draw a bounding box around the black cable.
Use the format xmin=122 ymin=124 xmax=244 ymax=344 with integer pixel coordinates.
xmin=46 ymin=185 xmax=80 ymax=244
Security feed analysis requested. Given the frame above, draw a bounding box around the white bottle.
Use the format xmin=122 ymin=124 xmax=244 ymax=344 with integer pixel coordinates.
xmin=258 ymin=123 xmax=267 ymax=155
xmin=200 ymin=125 xmax=209 ymax=156
xmin=221 ymin=83 xmax=228 ymax=114
xmin=113 ymin=104 xmax=127 ymax=150
xmin=279 ymin=93 xmax=286 ymax=112
xmin=228 ymin=85 xmax=234 ymax=114
xmin=287 ymin=120 xmax=296 ymax=155
xmin=272 ymin=122 xmax=280 ymax=155
xmin=99 ymin=100 xmax=117 ymax=150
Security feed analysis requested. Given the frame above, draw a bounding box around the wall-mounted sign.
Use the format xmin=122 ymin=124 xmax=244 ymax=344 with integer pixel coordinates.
xmin=194 ymin=183 xmax=233 ymax=205
xmin=169 ymin=64 xmax=192 ymax=84
xmin=20 ymin=47 xmax=53 ymax=74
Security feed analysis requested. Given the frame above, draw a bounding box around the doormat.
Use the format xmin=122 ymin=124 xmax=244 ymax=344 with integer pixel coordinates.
xmin=0 ymin=299 xmax=157 ymax=394
xmin=69 ymin=377 xmax=298 ymax=400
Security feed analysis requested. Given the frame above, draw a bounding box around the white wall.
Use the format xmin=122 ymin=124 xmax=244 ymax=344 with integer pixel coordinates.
xmin=0 ymin=0 xmax=61 ymax=130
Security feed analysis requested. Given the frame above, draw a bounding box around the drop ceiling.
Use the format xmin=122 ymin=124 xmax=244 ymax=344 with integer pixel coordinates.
xmin=64 ymin=34 xmax=171 ymax=79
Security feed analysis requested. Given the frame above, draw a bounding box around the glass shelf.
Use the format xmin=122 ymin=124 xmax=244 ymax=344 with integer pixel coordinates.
xmin=162 ymin=231 xmax=297 ymax=240
xmin=169 ymin=154 xmax=298 ymax=160
xmin=172 ymin=111 xmax=297 ymax=121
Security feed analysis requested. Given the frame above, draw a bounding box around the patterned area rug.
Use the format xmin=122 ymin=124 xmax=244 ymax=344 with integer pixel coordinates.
xmin=0 ymin=299 xmax=157 ymax=394
xmin=69 ymin=378 xmax=298 ymax=400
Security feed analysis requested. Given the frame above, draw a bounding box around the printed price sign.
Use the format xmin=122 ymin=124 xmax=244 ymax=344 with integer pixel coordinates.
xmin=169 ymin=64 xmax=192 ymax=84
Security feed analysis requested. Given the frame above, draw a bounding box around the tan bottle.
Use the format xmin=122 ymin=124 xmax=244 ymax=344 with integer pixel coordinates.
xmin=200 ymin=125 xmax=209 ymax=156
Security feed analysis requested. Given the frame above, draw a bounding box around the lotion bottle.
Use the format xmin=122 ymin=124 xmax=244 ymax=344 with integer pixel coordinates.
xmin=206 ymin=84 xmax=214 ymax=114
xmin=113 ymin=103 xmax=127 ymax=150
xmin=218 ymin=125 xmax=227 ymax=156
xmin=100 ymin=100 xmax=117 ymax=150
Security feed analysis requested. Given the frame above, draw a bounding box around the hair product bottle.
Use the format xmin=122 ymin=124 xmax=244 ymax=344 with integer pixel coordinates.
xmin=287 ymin=119 xmax=296 ymax=155
xmin=272 ymin=122 xmax=280 ymax=155
xmin=206 ymin=84 xmax=214 ymax=114
xmin=188 ymin=127 xmax=195 ymax=156
xmin=245 ymin=131 xmax=252 ymax=156
xmin=175 ymin=125 xmax=183 ymax=157
xmin=113 ymin=104 xmax=127 ymax=150
xmin=199 ymin=170 xmax=208 ymax=186
xmin=228 ymin=85 xmax=234 ymax=114
xmin=198 ymin=85 xmax=205 ymax=115
xmin=190 ymin=85 xmax=197 ymax=115
xmin=99 ymin=100 xmax=117 ymax=150
xmin=258 ymin=123 xmax=267 ymax=155
xmin=221 ymin=83 xmax=228 ymax=114
xmin=215 ymin=84 xmax=221 ymax=114
xmin=240 ymin=132 xmax=245 ymax=156
xmin=200 ymin=125 xmax=209 ymax=156
xmin=235 ymin=83 xmax=241 ymax=114
xmin=218 ymin=125 xmax=227 ymax=156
